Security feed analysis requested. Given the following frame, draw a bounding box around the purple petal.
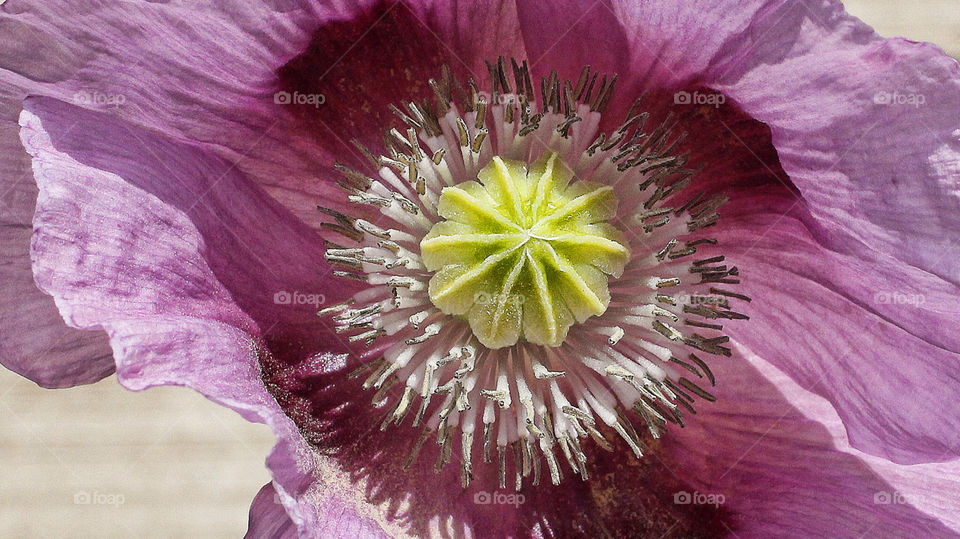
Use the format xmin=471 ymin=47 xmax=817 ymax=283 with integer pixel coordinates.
xmin=247 ymin=470 xmax=391 ymax=539
xmin=696 ymin=179 xmax=960 ymax=464
xmin=861 ymin=452 xmax=960 ymax=534
xmin=2 ymin=1 xmax=340 ymax=227
xmin=594 ymin=84 xmax=960 ymax=465
xmin=0 ymin=225 xmax=113 ymax=387
xmin=247 ymin=484 xmax=299 ymax=539
xmin=1 ymin=1 xmax=524 ymax=230
xmin=747 ymin=348 xmax=960 ymax=535
xmin=514 ymin=1 xmax=793 ymax=106
xmin=17 ymin=96 xmax=374 ymax=535
xmin=402 ymin=1 xmax=525 ymax=75
xmin=661 ymin=347 xmax=960 ymax=537
xmin=515 ymin=0 xmax=627 ymax=78
xmin=265 ymin=437 xmax=391 ymax=538
xmin=21 ymin=96 xmax=364 ymax=344
xmin=0 ymin=71 xmax=112 ymax=387
xmin=262 ymin=321 xmax=958 ymax=536
xmin=716 ymin=1 xmax=960 ymax=286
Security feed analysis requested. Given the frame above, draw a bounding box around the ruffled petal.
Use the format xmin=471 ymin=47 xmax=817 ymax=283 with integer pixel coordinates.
xmin=610 ymin=71 xmax=960 ymax=467
xmin=1 ymin=1 xmax=526 ymax=229
xmin=21 ymin=96 xmax=364 ymax=344
xmin=660 ymin=347 xmax=960 ymax=537
xmin=0 ymin=72 xmax=113 ymax=387
xmin=689 ymin=183 xmax=960 ymax=465
xmin=513 ymin=0 xmax=801 ymax=124
xmin=247 ymin=473 xmax=389 ymax=539
xmin=265 ymin=436 xmax=391 ymax=538
xmin=746 ymin=346 xmax=960 ymax=535
xmin=17 ymin=96 xmax=373 ymax=535
xmin=864 ymin=455 xmax=960 ymax=535
xmin=1 ymin=1 xmax=339 ymax=228
xmin=247 ymin=484 xmax=299 ymax=539
xmin=516 ymin=0 xmax=791 ymax=86
xmin=716 ymin=0 xmax=960 ymax=285
xmin=0 ymin=222 xmax=113 ymax=387
xmin=262 ymin=320 xmax=958 ymax=536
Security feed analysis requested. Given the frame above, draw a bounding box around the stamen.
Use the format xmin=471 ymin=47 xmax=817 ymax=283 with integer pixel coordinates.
xmin=317 ymin=57 xmax=747 ymax=489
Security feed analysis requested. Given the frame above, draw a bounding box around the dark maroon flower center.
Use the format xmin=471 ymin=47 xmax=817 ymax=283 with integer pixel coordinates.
xmin=263 ymin=8 xmax=795 ymax=534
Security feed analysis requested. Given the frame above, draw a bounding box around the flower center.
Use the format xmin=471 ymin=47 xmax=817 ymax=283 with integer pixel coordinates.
xmin=421 ymin=152 xmax=630 ymax=349
xmin=316 ymin=58 xmax=750 ymax=490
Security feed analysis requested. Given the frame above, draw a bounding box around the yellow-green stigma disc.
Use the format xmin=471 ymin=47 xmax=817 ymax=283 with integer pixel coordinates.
xmin=420 ymin=152 xmax=631 ymax=348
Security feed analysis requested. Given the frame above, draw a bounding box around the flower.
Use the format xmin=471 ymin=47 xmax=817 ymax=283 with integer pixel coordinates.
xmin=2 ymin=1 xmax=960 ymax=537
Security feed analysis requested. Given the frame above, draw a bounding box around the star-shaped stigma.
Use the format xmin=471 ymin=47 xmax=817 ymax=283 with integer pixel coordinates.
xmin=421 ymin=152 xmax=631 ymax=348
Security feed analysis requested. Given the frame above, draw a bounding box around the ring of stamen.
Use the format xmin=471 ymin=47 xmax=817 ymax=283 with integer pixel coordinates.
xmin=318 ymin=58 xmax=750 ymax=489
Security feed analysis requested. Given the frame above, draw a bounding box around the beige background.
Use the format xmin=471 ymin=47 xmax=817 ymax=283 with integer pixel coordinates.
xmin=1 ymin=3 xmax=957 ymax=538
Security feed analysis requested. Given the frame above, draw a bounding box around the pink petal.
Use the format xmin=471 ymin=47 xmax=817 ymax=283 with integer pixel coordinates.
xmin=661 ymin=347 xmax=960 ymax=537
xmin=247 ymin=484 xmax=299 ymax=539
xmin=516 ymin=1 xmax=789 ymax=83
xmin=716 ymin=1 xmax=960 ymax=286
xmin=745 ymin=347 xmax=960 ymax=535
xmin=17 ymin=96 xmax=370 ymax=535
xmin=1 ymin=71 xmax=112 ymax=387
xmin=1 ymin=1 xmax=525 ymax=229
xmin=696 ymin=181 xmax=960 ymax=465
xmin=262 ymin=320 xmax=958 ymax=536
xmin=623 ymin=81 xmax=960 ymax=466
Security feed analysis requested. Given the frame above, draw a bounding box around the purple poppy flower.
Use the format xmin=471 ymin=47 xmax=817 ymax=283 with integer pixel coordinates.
xmin=2 ymin=1 xmax=960 ymax=537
